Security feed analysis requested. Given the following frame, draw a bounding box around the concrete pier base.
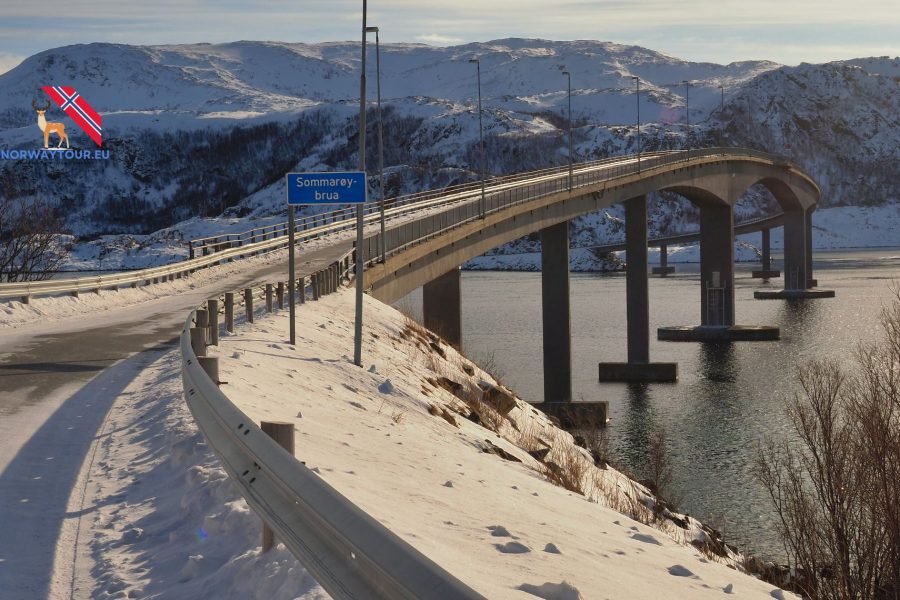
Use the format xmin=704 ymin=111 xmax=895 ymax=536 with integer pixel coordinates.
xmin=754 ymin=289 xmax=835 ymax=300
xmin=597 ymin=362 xmax=678 ymax=382
xmin=751 ymin=269 xmax=781 ymax=279
xmin=535 ymin=401 xmax=609 ymax=429
xmin=658 ymin=325 xmax=780 ymax=342
xmin=651 ymin=266 xmax=676 ymax=275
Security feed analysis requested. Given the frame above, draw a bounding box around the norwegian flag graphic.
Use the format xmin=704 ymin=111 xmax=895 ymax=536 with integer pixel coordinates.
xmin=41 ymin=86 xmax=103 ymax=147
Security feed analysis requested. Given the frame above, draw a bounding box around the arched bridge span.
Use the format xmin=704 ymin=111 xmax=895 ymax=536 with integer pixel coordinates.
xmin=358 ymin=148 xmax=824 ymax=402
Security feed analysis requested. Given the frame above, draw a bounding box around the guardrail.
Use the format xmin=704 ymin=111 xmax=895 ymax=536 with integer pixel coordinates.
xmin=180 ymin=256 xmax=485 ymax=599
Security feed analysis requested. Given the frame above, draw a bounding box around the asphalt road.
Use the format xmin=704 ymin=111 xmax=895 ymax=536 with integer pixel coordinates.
xmin=0 ymin=240 xmax=353 ymax=416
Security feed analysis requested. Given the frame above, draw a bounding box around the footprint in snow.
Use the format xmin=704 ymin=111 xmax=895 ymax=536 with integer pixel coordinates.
xmin=723 ymin=583 xmax=734 ymax=594
xmin=443 ymin=481 xmax=454 ymax=488
xmin=631 ymin=533 xmax=661 ymax=545
xmin=495 ymin=541 xmax=530 ymax=554
xmin=516 ymin=581 xmax=583 ymax=600
xmin=487 ymin=525 xmax=513 ymax=537
xmin=667 ymin=565 xmax=696 ymax=578
xmin=543 ymin=543 xmax=561 ymax=554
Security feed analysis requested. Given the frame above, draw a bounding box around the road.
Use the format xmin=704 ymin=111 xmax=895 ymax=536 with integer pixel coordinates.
xmin=0 ymin=240 xmax=351 ymax=599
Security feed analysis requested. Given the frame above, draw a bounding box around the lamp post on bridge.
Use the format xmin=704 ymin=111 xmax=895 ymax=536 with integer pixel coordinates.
xmin=682 ymin=79 xmax=691 ymax=149
xmin=632 ymin=75 xmax=641 ymax=172
xmin=561 ymin=69 xmax=573 ymax=191
xmin=365 ymin=25 xmax=385 ymax=263
xmin=469 ymin=57 xmax=486 ymax=219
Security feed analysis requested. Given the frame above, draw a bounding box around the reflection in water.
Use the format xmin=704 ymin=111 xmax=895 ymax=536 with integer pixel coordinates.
xmin=618 ymin=383 xmax=656 ymax=470
xmin=698 ymin=342 xmax=737 ymax=383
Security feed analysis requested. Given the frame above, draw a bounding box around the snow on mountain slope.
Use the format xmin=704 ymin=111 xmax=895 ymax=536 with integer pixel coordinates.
xmin=0 ymin=38 xmax=896 ymax=260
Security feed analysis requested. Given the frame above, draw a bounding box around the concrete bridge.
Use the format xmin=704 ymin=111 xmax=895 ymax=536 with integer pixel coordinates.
xmin=358 ymin=148 xmax=830 ymax=409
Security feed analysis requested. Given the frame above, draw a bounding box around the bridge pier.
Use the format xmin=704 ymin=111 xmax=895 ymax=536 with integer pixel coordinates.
xmin=660 ymin=203 xmax=780 ymax=341
xmin=540 ymin=221 xmax=572 ymax=402
xmin=423 ymin=267 xmax=462 ymax=349
xmin=598 ymin=196 xmax=677 ymax=382
xmin=754 ymin=207 xmax=833 ymax=299
xmin=651 ymin=243 xmax=675 ymax=276
xmin=751 ymin=228 xmax=780 ymax=279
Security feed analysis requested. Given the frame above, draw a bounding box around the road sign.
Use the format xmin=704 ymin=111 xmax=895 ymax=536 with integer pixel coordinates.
xmin=286 ymin=172 xmax=367 ymax=205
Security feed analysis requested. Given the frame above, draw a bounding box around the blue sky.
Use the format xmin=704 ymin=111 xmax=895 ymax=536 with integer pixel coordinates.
xmin=1 ymin=0 xmax=897 ymax=74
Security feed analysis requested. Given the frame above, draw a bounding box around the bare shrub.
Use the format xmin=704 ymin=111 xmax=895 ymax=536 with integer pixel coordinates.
xmin=540 ymin=441 xmax=589 ymax=495
xmin=645 ymin=427 xmax=680 ymax=520
xmin=754 ymin=289 xmax=900 ymax=600
xmin=0 ymin=197 xmax=69 ymax=282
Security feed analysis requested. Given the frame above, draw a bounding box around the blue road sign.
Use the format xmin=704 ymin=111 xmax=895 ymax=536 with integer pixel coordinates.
xmin=286 ymin=172 xmax=367 ymax=205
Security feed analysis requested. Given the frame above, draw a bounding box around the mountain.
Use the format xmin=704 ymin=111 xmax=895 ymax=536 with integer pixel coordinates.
xmin=0 ymin=39 xmax=897 ymax=244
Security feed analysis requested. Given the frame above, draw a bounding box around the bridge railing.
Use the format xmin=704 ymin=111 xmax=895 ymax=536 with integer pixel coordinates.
xmin=357 ymin=147 xmax=798 ymax=264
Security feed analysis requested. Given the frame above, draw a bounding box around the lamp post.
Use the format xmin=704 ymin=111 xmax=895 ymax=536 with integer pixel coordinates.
xmin=354 ymin=0 xmax=367 ymax=367
xmin=561 ymin=70 xmax=574 ymax=190
xmin=632 ymin=76 xmax=640 ymax=172
xmin=469 ymin=57 xmax=486 ymax=219
xmin=365 ymin=25 xmax=385 ymax=263
xmin=682 ymin=80 xmax=691 ymax=149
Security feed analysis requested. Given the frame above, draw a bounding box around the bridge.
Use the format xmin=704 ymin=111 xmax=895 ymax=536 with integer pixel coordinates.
xmin=351 ymin=147 xmax=831 ymax=395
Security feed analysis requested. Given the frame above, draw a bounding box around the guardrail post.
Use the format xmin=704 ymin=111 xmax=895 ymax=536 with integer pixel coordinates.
xmin=299 ymin=277 xmax=306 ymax=304
xmin=21 ymin=295 xmax=30 ymax=305
xmin=244 ymin=288 xmax=254 ymax=323
xmin=198 ymin=356 xmax=219 ymax=385
xmin=207 ymin=299 xmax=219 ymax=346
xmin=260 ymin=421 xmax=295 ymax=552
xmin=311 ymin=273 xmax=319 ymax=300
xmin=277 ymin=282 xmax=284 ymax=309
xmin=225 ymin=292 xmax=234 ymax=333
xmin=195 ymin=309 xmax=209 ymax=342
xmin=265 ymin=284 xmax=273 ymax=312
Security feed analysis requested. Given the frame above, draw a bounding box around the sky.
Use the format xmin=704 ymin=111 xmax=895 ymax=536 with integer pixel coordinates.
xmin=0 ymin=0 xmax=898 ymax=74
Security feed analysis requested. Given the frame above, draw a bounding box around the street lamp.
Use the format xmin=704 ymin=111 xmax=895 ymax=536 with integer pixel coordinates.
xmin=682 ymin=80 xmax=691 ymax=149
xmin=365 ymin=25 xmax=385 ymax=263
xmin=354 ymin=0 xmax=368 ymax=367
xmin=632 ymin=76 xmax=640 ymax=172
xmin=561 ymin=70 xmax=573 ymax=190
xmin=469 ymin=57 xmax=486 ymax=218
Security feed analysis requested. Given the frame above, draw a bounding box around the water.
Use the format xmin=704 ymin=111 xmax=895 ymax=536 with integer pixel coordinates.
xmin=397 ymin=249 xmax=900 ymax=559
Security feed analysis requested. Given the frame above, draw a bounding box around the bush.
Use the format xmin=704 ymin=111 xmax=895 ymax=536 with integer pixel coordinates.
xmin=755 ymin=290 xmax=900 ymax=599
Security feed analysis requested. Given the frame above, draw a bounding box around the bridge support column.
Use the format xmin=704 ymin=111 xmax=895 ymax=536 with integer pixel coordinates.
xmin=660 ymin=203 xmax=780 ymax=341
xmin=540 ymin=221 xmax=572 ymax=402
xmin=700 ymin=203 xmax=735 ymax=327
xmin=754 ymin=208 xmax=833 ymax=299
xmin=651 ymin=243 xmax=675 ymax=276
xmin=806 ymin=208 xmax=816 ymax=287
xmin=423 ymin=267 xmax=462 ymax=349
xmin=599 ymin=197 xmax=677 ymax=382
xmin=751 ymin=228 xmax=780 ymax=279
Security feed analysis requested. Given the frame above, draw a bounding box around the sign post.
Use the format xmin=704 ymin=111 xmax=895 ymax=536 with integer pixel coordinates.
xmin=285 ymin=171 xmax=367 ymax=359
xmin=287 ymin=205 xmax=296 ymax=345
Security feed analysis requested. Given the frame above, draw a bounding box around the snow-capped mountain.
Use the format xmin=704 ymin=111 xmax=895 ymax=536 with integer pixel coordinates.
xmin=0 ymin=39 xmax=897 ymax=241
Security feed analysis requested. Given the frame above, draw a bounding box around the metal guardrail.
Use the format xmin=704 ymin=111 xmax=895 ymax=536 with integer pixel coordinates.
xmin=180 ymin=259 xmax=485 ymax=599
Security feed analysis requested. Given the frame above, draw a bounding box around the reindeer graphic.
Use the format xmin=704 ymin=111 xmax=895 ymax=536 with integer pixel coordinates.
xmin=32 ymin=98 xmax=69 ymax=149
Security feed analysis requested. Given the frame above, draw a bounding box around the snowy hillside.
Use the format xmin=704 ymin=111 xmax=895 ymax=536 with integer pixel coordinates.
xmin=0 ymin=38 xmax=896 ymax=255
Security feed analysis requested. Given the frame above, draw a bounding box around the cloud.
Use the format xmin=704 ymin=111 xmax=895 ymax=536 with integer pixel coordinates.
xmin=0 ymin=53 xmax=24 ymax=75
xmin=414 ymin=34 xmax=465 ymax=46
